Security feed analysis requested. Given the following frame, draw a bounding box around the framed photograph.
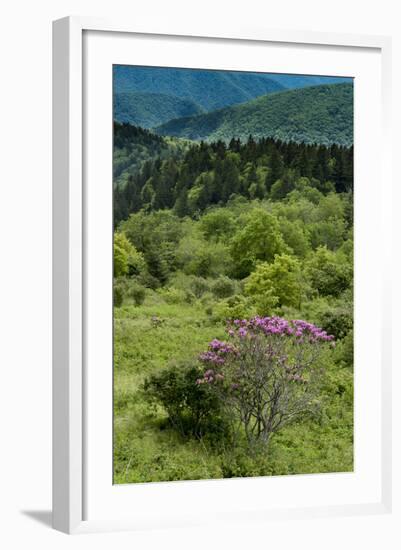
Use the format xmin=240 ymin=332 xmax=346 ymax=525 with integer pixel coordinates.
xmin=52 ymin=17 xmax=392 ymax=534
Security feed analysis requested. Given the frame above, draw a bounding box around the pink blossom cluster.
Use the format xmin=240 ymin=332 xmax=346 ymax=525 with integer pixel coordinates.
xmin=228 ymin=316 xmax=334 ymax=343
xmin=197 ymin=317 xmax=334 ymax=386
xmin=197 ymin=339 xmax=236 ymax=383
xmin=196 ymin=369 xmax=224 ymax=385
xmin=199 ymin=339 xmax=237 ymax=366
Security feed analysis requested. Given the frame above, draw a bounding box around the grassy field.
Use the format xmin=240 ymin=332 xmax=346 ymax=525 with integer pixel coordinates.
xmin=113 ymin=291 xmax=353 ymax=484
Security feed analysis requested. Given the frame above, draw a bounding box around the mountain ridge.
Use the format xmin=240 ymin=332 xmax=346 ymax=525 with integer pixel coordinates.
xmin=155 ymin=83 xmax=353 ymax=146
xmin=113 ymin=66 xmax=286 ymax=110
xmin=114 ymin=91 xmax=204 ymax=128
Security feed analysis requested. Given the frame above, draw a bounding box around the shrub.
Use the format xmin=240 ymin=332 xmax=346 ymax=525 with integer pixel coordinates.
xmin=186 ymin=242 xmax=233 ymax=278
xmin=278 ymin=218 xmax=311 ymax=258
xmin=113 ymin=281 xmax=125 ymax=308
xmin=184 ymin=290 xmax=196 ymax=304
xmin=158 ymin=287 xmax=186 ymax=305
xmin=245 ymin=254 xmax=303 ymax=311
xmin=320 ymin=306 xmax=353 ymax=340
xmin=213 ymin=295 xmax=255 ymax=322
xmin=200 ymin=292 xmax=214 ymax=306
xmin=200 ymin=209 xmax=236 ymax=241
xmin=306 ymin=246 xmax=352 ymax=297
xmin=127 ymin=282 xmax=146 ymax=306
xmin=189 ymin=276 xmax=209 ymax=299
xmin=308 ymin=219 xmax=347 ymax=250
xmin=136 ymin=271 xmax=160 ymax=290
xmin=230 ymin=209 xmax=288 ymax=277
xmin=334 ymin=329 xmax=354 ymax=368
xmin=211 ymin=276 xmax=236 ymax=299
xmin=205 ymin=305 xmax=214 ymax=317
xmin=220 ymin=448 xmax=272 ymax=478
xmin=114 ymin=231 xmax=146 ymax=277
xmin=143 ymin=362 xmax=226 ymax=438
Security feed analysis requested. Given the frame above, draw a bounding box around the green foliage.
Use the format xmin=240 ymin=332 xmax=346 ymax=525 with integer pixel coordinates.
xmin=113 ymin=280 xmax=125 ymax=308
xmin=126 ymin=282 xmax=146 ymax=306
xmin=306 ymin=246 xmax=352 ymax=297
xmin=143 ymin=361 xmax=226 ymax=438
xmin=120 ymin=210 xmax=183 ymax=284
xmin=213 ymin=294 xmax=256 ymax=322
xmin=157 ymin=287 xmax=187 ymax=305
xmin=189 ymin=276 xmax=210 ymax=299
xmin=175 ymin=226 xmax=233 ymax=278
xmin=230 ymin=210 xmax=288 ymax=277
xmin=114 ymin=232 xmax=131 ymax=277
xmin=211 ymin=276 xmax=236 ymax=299
xmin=245 ymin=254 xmax=303 ymax=311
xmin=334 ymin=330 xmax=354 ymax=368
xmin=199 ymin=209 xmax=236 ymax=241
xmin=320 ymin=306 xmax=353 ymax=340
xmin=156 ymin=83 xmax=353 ymax=146
xmin=278 ymin=217 xmax=311 ymax=257
xmin=113 ymin=122 xmax=167 ymax=185
xmin=114 ymin=124 xmax=353 ymax=225
xmin=270 ymin=170 xmax=298 ymax=200
xmin=114 ymin=232 xmax=147 ymax=278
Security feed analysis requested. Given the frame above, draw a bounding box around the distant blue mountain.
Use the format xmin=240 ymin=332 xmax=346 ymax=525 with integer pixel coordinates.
xmin=267 ymin=74 xmax=352 ymax=89
xmin=113 ymin=66 xmax=285 ymax=111
xmin=114 ymin=65 xmax=351 ymax=111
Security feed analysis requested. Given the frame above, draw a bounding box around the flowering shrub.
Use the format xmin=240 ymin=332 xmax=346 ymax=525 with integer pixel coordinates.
xmin=197 ymin=316 xmax=334 ymax=448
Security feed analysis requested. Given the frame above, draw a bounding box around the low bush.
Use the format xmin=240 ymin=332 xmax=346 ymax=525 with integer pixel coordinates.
xmin=213 ymin=295 xmax=255 ymax=322
xmin=126 ymin=282 xmax=146 ymax=306
xmin=158 ymin=287 xmax=187 ymax=305
xmin=320 ymin=306 xmax=353 ymax=340
xmin=189 ymin=276 xmax=210 ymax=299
xmin=211 ymin=276 xmax=236 ymax=299
xmin=136 ymin=271 xmax=161 ymax=290
xmin=113 ymin=279 xmax=125 ymax=308
xmin=199 ymin=292 xmax=214 ymax=306
xmin=334 ymin=329 xmax=354 ymax=368
xmin=143 ymin=361 xmax=227 ymax=439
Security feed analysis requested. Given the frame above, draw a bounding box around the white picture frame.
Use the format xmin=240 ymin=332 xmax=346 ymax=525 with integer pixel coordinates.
xmin=52 ymin=16 xmax=393 ymax=535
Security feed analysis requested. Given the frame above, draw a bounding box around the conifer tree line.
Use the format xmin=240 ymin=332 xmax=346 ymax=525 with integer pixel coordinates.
xmin=114 ymin=122 xmax=353 ymax=225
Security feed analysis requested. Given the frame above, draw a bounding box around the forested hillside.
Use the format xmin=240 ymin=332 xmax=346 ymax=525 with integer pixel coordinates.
xmin=156 ymin=83 xmax=353 ymax=146
xmin=114 ymin=91 xmax=204 ymax=128
xmin=113 ymin=122 xmax=191 ymax=187
xmin=114 ymin=123 xmax=353 ymax=225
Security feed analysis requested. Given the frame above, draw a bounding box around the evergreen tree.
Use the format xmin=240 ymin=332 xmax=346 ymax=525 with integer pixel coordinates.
xmin=221 ymin=156 xmax=240 ymax=202
xmin=265 ymin=146 xmax=284 ymax=192
xmin=174 ymin=188 xmax=190 ymax=217
xmin=297 ymin=146 xmax=313 ymax=179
